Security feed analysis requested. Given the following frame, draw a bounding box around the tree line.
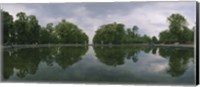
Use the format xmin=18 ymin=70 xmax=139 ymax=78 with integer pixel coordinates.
xmin=93 ymin=23 xmax=152 ymax=44
xmin=93 ymin=14 xmax=194 ymax=44
xmin=2 ymin=10 xmax=89 ymax=45
xmin=2 ymin=10 xmax=194 ymax=45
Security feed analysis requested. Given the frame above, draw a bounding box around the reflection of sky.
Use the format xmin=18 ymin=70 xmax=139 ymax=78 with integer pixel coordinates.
xmin=7 ymin=47 xmax=195 ymax=85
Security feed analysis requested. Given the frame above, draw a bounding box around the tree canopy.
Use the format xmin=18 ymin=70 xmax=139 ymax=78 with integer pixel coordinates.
xmin=159 ymin=13 xmax=194 ymax=44
xmin=2 ymin=10 xmax=194 ymax=45
xmin=93 ymin=23 xmax=152 ymax=44
xmin=55 ymin=19 xmax=88 ymax=44
xmin=2 ymin=10 xmax=89 ymax=45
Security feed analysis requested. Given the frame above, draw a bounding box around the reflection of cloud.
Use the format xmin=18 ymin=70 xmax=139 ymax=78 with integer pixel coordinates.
xmin=131 ymin=51 xmax=169 ymax=74
xmin=148 ymin=63 xmax=168 ymax=73
xmin=1 ymin=2 xmax=195 ymax=43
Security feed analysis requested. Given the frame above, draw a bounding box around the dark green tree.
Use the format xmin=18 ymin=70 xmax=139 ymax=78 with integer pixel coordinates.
xmin=159 ymin=13 xmax=194 ymax=44
xmin=27 ymin=15 xmax=40 ymax=44
xmin=14 ymin=12 xmax=41 ymax=44
xmin=93 ymin=22 xmax=126 ymax=44
xmin=39 ymin=27 xmax=51 ymax=44
xmin=55 ymin=19 xmax=88 ymax=44
xmin=152 ymin=36 xmax=158 ymax=44
xmin=2 ymin=10 xmax=14 ymax=45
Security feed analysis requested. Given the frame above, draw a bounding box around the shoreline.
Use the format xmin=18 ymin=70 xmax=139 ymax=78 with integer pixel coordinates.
xmin=2 ymin=44 xmax=194 ymax=48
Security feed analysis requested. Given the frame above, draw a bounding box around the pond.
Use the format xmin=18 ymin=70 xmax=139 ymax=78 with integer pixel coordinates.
xmin=2 ymin=46 xmax=195 ymax=85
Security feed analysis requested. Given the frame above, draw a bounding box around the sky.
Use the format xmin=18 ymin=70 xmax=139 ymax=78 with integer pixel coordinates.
xmin=1 ymin=1 xmax=196 ymax=44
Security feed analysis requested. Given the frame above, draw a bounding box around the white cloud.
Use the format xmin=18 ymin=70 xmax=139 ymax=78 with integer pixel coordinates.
xmin=1 ymin=4 xmax=36 ymax=20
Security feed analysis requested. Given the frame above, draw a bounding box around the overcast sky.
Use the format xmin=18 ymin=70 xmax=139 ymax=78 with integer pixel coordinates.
xmin=1 ymin=2 xmax=196 ymax=44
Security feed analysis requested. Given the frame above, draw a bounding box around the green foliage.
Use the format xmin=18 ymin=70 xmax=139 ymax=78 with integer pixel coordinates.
xmin=93 ymin=46 xmax=142 ymax=66
xmin=2 ymin=11 xmax=88 ymax=45
xmin=12 ymin=12 xmax=40 ymax=44
xmin=2 ymin=10 xmax=14 ymax=45
xmin=93 ymin=22 xmax=126 ymax=44
xmin=159 ymin=13 xmax=194 ymax=44
xmin=55 ymin=19 xmax=88 ymax=44
xmin=2 ymin=10 xmax=194 ymax=45
xmin=93 ymin=23 xmax=151 ymax=44
xmin=152 ymin=36 xmax=158 ymax=44
xmin=55 ymin=47 xmax=88 ymax=69
xmin=159 ymin=48 xmax=193 ymax=77
xmin=3 ymin=47 xmax=88 ymax=79
xmin=159 ymin=30 xmax=177 ymax=44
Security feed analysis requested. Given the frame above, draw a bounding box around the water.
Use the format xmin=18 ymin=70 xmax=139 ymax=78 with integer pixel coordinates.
xmin=2 ymin=46 xmax=195 ymax=85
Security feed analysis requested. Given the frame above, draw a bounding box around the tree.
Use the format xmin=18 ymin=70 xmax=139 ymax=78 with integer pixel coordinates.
xmin=14 ymin=12 xmax=41 ymax=44
xmin=38 ymin=23 xmax=59 ymax=44
xmin=27 ymin=15 xmax=40 ymax=44
xmin=159 ymin=13 xmax=194 ymax=44
xmin=39 ymin=27 xmax=51 ymax=44
xmin=168 ymin=14 xmax=187 ymax=36
xmin=93 ymin=23 xmax=152 ymax=44
xmin=93 ymin=22 xmax=126 ymax=44
xmin=2 ymin=10 xmax=14 ymax=45
xmin=132 ymin=25 xmax=138 ymax=34
xmin=152 ymin=36 xmax=158 ymax=44
xmin=55 ymin=19 xmax=88 ymax=44
xmin=14 ymin=12 xmax=29 ymax=44
xmin=159 ymin=30 xmax=177 ymax=44
xmin=180 ymin=27 xmax=194 ymax=43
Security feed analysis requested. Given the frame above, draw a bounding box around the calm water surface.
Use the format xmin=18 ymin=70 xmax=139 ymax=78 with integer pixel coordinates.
xmin=2 ymin=46 xmax=195 ymax=85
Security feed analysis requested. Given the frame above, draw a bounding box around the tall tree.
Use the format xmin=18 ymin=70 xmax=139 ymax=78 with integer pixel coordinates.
xmin=2 ymin=10 xmax=14 ymax=45
xmin=159 ymin=13 xmax=194 ymax=44
xmin=14 ymin=12 xmax=29 ymax=44
xmin=152 ymin=36 xmax=158 ymax=44
xmin=55 ymin=19 xmax=88 ymax=44
xmin=27 ymin=15 xmax=40 ymax=44
xmin=93 ymin=22 xmax=126 ymax=44
xmin=167 ymin=13 xmax=189 ymax=43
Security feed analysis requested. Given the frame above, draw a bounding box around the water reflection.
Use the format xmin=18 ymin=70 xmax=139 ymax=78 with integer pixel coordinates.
xmin=93 ymin=46 xmax=142 ymax=66
xmin=3 ymin=46 xmax=88 ymax=79
xmin=2 ymin=46 xmax=194 ymax=84
xmin=55 ymin=47 xmax=88 ymax=69
xmin=159 ymin=47 xmax=194 ymax=77
xmin=152 ymin=47 xmax=157 ymax=55
xmin=93 ymin=46 xmax=194 ymax=78
xmin=3 ymin=48 xmax=40 ymax=78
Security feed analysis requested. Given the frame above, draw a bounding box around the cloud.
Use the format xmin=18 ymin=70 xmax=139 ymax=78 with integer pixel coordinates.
xmin=1 ymin=2 xmax=196 ymax=43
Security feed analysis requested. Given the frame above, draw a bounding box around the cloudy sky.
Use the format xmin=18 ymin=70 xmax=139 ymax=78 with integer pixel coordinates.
xmin=1 ymin=2 xmax=196 ymax=43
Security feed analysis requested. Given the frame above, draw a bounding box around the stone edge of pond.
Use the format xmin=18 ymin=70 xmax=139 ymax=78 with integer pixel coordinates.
xmin=2 ymin=44 xmax=194 ymax=49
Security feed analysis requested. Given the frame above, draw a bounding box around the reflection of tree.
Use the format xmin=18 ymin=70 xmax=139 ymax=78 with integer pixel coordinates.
xmin=3 ymin=50 xmax=14 ymax=79
xmin=39 ymin=47 xmax=58 ymax=66
xmin=94 ymin=47 xmax=126 ymax=66
xmin=143 ymin=47 xmax=152 ymax=53
xmin=13 ymin=48 xmax=40 ymax=78
xmin=3 ymin=48 xmax=40 ymax=79
xmin=159 ymin=47 xmax=194 ymax=77
xmin=126 ymin=47 xmax=141 ymax=63
xmin=94 ymin=46 xmax=141 ymax=66
xmin=55 ymin=47 xmax=88 ymax=69
xmin=152 ymin=47 xmax=157 ymax=55
xmin=3 ymin=46 xmax=88 ymax=79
